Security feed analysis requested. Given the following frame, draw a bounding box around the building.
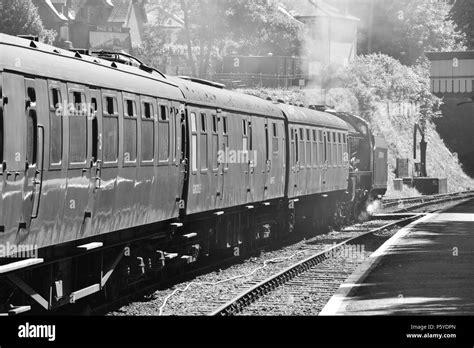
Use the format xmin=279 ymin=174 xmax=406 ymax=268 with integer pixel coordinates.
xmin=33 ymin=0 xmax=148 ymax=53
xmin=281 ymin=0 xmax=359 ymax=75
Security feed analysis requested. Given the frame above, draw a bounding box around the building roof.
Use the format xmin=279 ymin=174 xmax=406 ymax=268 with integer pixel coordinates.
xmin=108 ymin=0 xmax=132 ymax=23
xmin=33 ymin=0 xmax=68 ymax=22
xmin=281 ymin=0 xmax=359 ymax=22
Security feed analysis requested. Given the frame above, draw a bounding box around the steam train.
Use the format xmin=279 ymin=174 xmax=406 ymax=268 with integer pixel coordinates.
xmin=0 ymin=34 xmax=387 ymax=314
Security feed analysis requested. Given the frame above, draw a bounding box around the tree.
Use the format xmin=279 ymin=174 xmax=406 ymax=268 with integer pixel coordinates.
xmin=450 ymin=0 xmax=474 ymax=49
xmin=357 ymin=0 xmax=465 ymax=65
xmin=0 ymin=0 xmax=56 ymax=44
xmin=344 ymin=53 xmax=441 ymax=122
xmin=138 ymin=0 xmax=301 ymax=78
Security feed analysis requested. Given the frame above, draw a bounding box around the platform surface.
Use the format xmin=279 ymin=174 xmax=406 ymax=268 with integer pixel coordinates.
xmin=322 ymin=199 xmax=474 ymax=315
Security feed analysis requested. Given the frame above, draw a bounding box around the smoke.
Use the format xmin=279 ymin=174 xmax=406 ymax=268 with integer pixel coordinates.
xmin=358 ymin=196 xmax=383 ymax=222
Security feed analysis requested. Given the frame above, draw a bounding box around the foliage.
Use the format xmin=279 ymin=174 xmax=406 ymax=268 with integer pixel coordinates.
xmin=450 ymin=0 xmax=474 ymax=49
xmin=0 ymin=0 xmax=56 ymax=44
xmin=343 ymin=54 xmax=441 ymax=123
xmin=137 ymin=0 xmax=301 ymax=78
xmin=358 ymin=0 xmax=465 ymax=65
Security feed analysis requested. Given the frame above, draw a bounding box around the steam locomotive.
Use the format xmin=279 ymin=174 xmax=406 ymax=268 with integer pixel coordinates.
xmin=0 ymin=34 xmax=387 ymax=314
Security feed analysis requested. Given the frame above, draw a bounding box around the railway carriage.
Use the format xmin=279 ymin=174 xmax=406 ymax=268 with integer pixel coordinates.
xmin=0 ymin=34 xmax=387 ymax=314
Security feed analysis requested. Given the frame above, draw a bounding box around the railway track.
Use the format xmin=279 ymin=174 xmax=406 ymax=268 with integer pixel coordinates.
xmin=104 ymin=192 xmax=473 ymax=316
xmin=210 ymin=216 xmax=416 ymax=316
xmin=381 ymin=190 xmax=474 ymax=210
xmin=209 ymin=192 xmax=474 ymax=316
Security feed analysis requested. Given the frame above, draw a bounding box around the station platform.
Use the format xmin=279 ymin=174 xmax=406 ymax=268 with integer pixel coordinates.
xmin=321 ymin=199 xmax=474 ymax=315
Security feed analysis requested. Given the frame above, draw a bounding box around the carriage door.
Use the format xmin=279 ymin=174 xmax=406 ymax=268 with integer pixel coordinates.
xmin=175 ymin=103 xmax=188 ymax=189
xmin=23 ymin=78 xmax=44 ymax=228
xmin=65 ymin=84 xmax=91 ymax=236
xmin=263 ymin=118 xmax=272 ymax=199
xmin=88 ymin=89 xmax=102 ymax=213
xmin=322 ymin=130 xmax=329 ymax=191
xmin=213 ymin=111 xmax=226 ymax=207
xmin=242 ymin=117 xmax=252 ymax=200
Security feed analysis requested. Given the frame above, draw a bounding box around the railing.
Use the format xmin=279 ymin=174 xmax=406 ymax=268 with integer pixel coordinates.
xmin=212 ymin=73 xmax=309 ymax=89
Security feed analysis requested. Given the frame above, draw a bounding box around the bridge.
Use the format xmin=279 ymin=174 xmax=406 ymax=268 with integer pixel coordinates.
xmin=426 ymin=51 xmax=474 ymax=177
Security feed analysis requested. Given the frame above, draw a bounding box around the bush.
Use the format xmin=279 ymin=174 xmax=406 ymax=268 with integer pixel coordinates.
xmin=343 ymin=54 xmax=441 ymax=123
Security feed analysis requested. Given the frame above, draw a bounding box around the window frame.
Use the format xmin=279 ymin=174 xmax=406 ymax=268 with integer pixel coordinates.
xmin=140 ymin=98 xmax=156 ymax=166
xmin=68 ymin=88 xmax=88 ymax=168
xmin=123 ymin=96 xmax=138 ymax=167
xmin=190 ymin=112 xmax=198 ymax=174
xmin=48 ymin=84 xmax=64 ymax=169
xmin=102 ymin=92 xmax=120 ymax=167
xmin=199 ymin=112 xmax=209 ymax=172
xmin=158 ymin=102 xmax=171 ymax=165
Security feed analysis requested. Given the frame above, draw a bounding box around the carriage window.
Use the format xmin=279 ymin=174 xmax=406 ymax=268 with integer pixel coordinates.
xmin=295 ymin=130 xmax=299 ymax=163
xmin=343 ymin=134 xmax=347 ymax=143
xmin=191 ymin=112 xmax=197 ymax=132
xmin=212 ymin=115 xmax=218 ymax=133
xmin=69 ymin=91 xmax=86 ymax=164
xmin=223 ymin=117 xmax=228 ymax=134
xmin=306 ymin=129 xmax=311 ymax=166
xmin=103 ymin=96 xmax=118 ymax=163
xmin=73 ymin=92 xmax=82 ymax=112
xmin=124 ymin=99 xmax=137 ymax=163
xmin=201 ymin=113 xmax=207 ymax=132
xmin=50 ymin=87 xmax=63 ymax=165
xmin=160 ymin=105 xmax=168 ymax=121
xmin=27 ymin=87 xmax=37 ymax=103
xmin=91 ymin=101 xmax=98 ymax=163
xmin=27 ymin=110 xmax=38 ymax=165
xmin=272 ymin=123 xmax=279 ymax=153
xmin=191 ymin=113 xmax=197 ymax=172
xmin=323 ymin=133 xmax=328 ymax=163
xmin=143 ymin=102 xmax=152 ymax=119
xmin=142 ymin=102 xmax=154 ymax=162
xmin=313 ymin=130 xmax=317 ymax=142
xmin=242 ymin=119 xmax=247 ymax=136
xmin=69 ymin=112 xmax=86 ymax=164
xmin=106 ymin=96 xmax=115 ymax=114
xmin=158 ymin=105 xmax=170 ymax=162
xmin=126 ymin=99 xmax=135 ymax=117
xmin=299 ymin=129 xmax=305 ymax=165
xmin=200 ymin=113 xmax=208 ymax=170
xmin=338 ymin=133 xmax=342 ymax=143
xmin=91 ymin=98 xmax=98 ymax=113
xmin=52 ymin=88 xmax=60 ymax=108
xmin=333 ymin=132 xmax=337 ymax=143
